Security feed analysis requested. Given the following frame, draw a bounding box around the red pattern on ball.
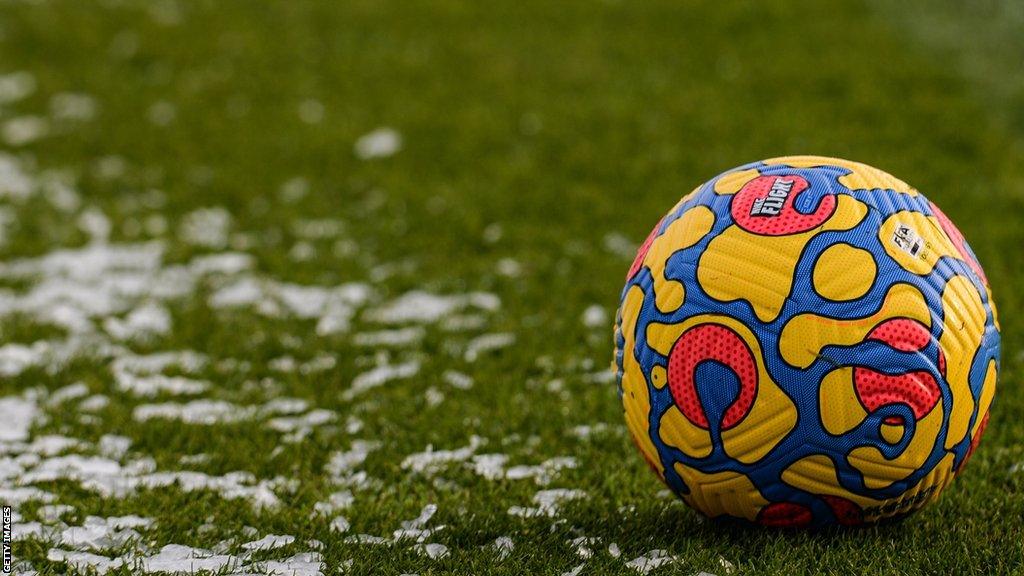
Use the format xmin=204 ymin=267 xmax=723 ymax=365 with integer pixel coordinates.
xmin=731 ymin=174 xmax=835 ymax=236
xmin=822 ymin=496 xmax=864 ymax=526
xmin=855 ymin=319 xmax=941 ymax=424
xmin=865 ymin=318 xmax=931 ymax=352
xmin=930 ymin=201 xmax=988 ymax=285
xmin=626 ymin=215 xmax=666 ymax=281
xmin=853 ymin=370 xmax=941 ymax=425
xmin=757 ymin=502 xmax=813 ymax=528
xmin=667 ymin=324 xmax=758 ymax=430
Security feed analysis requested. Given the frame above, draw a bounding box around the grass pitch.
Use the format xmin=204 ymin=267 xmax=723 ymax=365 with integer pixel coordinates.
xmin=1 ymin=0 xmax=1022 ymax=574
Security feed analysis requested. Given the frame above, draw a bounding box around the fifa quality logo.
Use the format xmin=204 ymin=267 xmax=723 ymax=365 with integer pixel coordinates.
xmin=749 ymin=177 xmax=795 ymax=217
xmin=892 ymin=223 xmax=925 ymax=258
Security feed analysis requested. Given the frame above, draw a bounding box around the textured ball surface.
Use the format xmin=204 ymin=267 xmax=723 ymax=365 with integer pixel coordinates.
xmin=614 ymin=156 xmax=1000 ymax=528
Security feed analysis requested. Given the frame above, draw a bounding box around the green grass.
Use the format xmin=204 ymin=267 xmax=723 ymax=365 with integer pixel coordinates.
xmin=1 ymin=0 xmax=1023 ymax=574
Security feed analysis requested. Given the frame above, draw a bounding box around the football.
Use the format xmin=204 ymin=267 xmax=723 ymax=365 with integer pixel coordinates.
xmin=615 ymin=156 xmax=1000 ymax=528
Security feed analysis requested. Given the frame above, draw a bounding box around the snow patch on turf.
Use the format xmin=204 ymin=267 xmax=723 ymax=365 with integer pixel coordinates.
xmin=0 ymin=241 xmax=251 ymax=335
xmin=134 ymin=399 xmax=250 ymax=424
xmin=414 ymin=543 xmax=448 ymax=560
xmin=313 ymin=491 xmax=355 ymax=516
xmin=0 ymin=392 xmax=39 ymax=442
xmin=241 ymin=534 xmax=295 ymax=551
xmin=624 ymin=550 xmax=679 ymax=574
xmin=0 ymin=71 xmax=36 ymax=104
xmin=142 ymin=545 xmax=238 ymax=573
xmin=354 ymin=127 xmax=402 ymax=160
xmin=46 ymin=541 xmax=326 ymax=576
xmin=507 ymin=489 xmax=586 ymax=518
xmin=581 ymin=304 xmax=608 ymax=328
xmin=0 ymin=153 xmax=34 ymax=200
xmin=50 ymin=92 xmax=98 ymax=122
xmin=3 ymin=116 xmax=49 ymax=146
xmin=104 ymin=302 xmax=173 ymax=341
xmin=47 ymin=548 xmax=127 ymax=574
xmin=561 ymin=564 xmax=585 ymax=576
xmin=364 ymin=290 xmax=499 ymax=324
xmin=246 ymin=551 xmax=325 ymax=576
xmin=329 ymin=516 xmax=351 ymax=533
xmin=568 ymin=536 xmax=599 ymax=559
xmin=60 ymin=515 xmax=153 ymax=550
xmin=470 ymin=454 xmax=577 ymax=485
xmin=442 ymin=369 xmax=474 ymax=389
xmin=344 ymin=359 xmax=420 ymax=400
xmin=325 ymin=440 xmax=380 ymax=477
xmin=1 ymin=424 xmax=286 ymax=510
xmin=352 ymin=327 xmax=425 ymax=347
xmin=47 ymin=382 xmax=90 ymax=405
xmin=209 ymin=275 xmax=371 ymax=335
xmin=464 ymin=332 xmax=515 ymax=362
xmin=111 ymin=351 xmax=208 ymax=397
xmin=491 ymin=536 xmax=514 ymax=560
xmin=402 ymin=436 xmax=485 ymax=476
